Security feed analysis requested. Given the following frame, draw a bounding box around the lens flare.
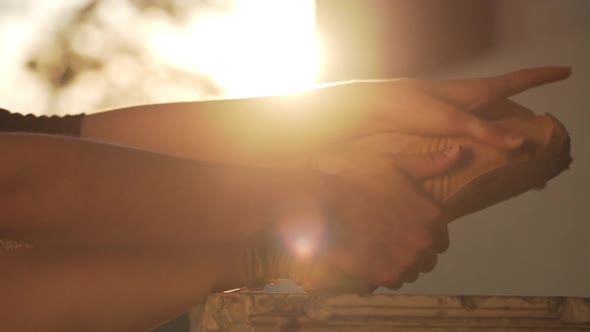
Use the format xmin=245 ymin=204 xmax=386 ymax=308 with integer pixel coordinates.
xmin=293 ymin=237 xmax=314 ymax=259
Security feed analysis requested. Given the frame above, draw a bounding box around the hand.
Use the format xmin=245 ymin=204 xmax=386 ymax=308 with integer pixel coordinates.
xmin=289 ymin=66 xmax=570 ymax=152
xmin=263 ymin=67 xmax=571 ymax=290
xmin=275 ymin=145 xmax=462 ymax=291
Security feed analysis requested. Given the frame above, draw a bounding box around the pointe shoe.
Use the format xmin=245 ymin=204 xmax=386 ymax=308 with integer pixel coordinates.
xmin=245 ymin=100 xmax=572 ymax=292
xmin=386 ymin=99 xmax=571 ymax=221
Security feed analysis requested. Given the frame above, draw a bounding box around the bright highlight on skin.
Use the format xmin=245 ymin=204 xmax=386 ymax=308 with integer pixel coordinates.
xmin=148 ymin=0 xmax=319 ymax=97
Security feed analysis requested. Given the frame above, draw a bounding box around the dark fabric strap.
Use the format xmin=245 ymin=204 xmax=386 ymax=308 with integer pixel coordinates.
xmin=0 ymin=108 xmax=84 ymax=136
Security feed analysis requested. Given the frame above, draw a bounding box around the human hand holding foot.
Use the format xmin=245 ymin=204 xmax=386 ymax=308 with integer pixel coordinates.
xmin=250 ymin=145 xmax=461 ymax=292
xmin=0 ymin=66 xmax=573 ymax=332
xmin=306 ymin=147 xmax=462 ymax=291
xmin=262 ymin=98 xmax=572 ymax=293
xmin=269 ymin=66 xmax=571 ymax=158
xmin=0 ymin=67 xmax=573 ymax=293
xmin=71 ymin=67 xmax=571 ymax=165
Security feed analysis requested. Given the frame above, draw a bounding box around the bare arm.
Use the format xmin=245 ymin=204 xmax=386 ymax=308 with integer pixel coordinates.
xmin=81 ymin=85 xmax=370 ymax=164
xmin=80 ymin=67 xmax=571 ymax=164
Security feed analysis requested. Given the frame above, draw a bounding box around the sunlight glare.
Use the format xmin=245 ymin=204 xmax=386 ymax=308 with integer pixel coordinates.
xmin=293 ymin=237 xmax=314 ymax=259
xmin=147 ymin=0 xmax=319 ymax=98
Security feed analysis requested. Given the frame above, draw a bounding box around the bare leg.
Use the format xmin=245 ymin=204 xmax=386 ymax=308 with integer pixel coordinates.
xmin=0 ymin=244 xmax=242 ymax=332
xmin=0 ymin=133 xmax=319 ymax=248
xmin=0 ymin=133 xmax=320 ymax=331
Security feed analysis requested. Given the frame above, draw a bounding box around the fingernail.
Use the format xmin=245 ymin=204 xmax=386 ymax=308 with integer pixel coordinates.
xmin=555 ymin=66 xmax=573 ymax=78
xmin=504 ymin=133 xmax=524 ymax=147
xmin=443 ymin=145 xmax=460 ymax=157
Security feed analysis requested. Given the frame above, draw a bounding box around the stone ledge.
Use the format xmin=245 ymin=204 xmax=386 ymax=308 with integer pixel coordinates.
xmin=190 ymin=293 xmax=590 ymax=331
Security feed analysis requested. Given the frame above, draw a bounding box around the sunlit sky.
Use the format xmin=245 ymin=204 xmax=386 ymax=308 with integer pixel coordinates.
xmin=0 ymin=0 xmax=319 ymax=115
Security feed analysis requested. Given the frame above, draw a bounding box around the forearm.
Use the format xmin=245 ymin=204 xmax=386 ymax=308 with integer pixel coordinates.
xmin=80 ymin=84 xmax=374 ymax=164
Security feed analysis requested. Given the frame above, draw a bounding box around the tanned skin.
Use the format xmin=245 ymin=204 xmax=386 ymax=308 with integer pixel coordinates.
xmin=0 ymin=67 xmax=570 ymax=331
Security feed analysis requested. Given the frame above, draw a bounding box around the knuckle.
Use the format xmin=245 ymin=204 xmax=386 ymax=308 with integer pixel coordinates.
xmin=436 ymin=230 xmax=451 ymax=253
xmin=370 ymin=262 xmax=401 ymax=286
xmin=412 ymin=232 xmax=436 ymax=252
xmin=404 ymin=271 xmax=420 ymax=283
xmin=421 ymin=256 xmax=438 ymax=273
xmin=436 ymin=240 xmax=450 ymax=254
xmin=374 ymin=272 xmax=396 ymax=287
xmin=398 ymin=253 xmax=420 ymax=272
xmin=381 ymin=269 xmax=405 ymax=289
xmin=438 ymin=241 xmax=450 ymax=253
xmin=415 ymin=250 xmax=437 ymax=272
xmin=415 ymin=255 xmax=434 ymax=275
xmin=423 ymin=265 xmax=436 ymax=273
xmin=385 ymin=280 xmax=404 ymax=290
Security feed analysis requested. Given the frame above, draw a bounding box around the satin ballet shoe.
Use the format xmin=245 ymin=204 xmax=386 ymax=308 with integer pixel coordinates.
xmin=245 ymin=100 xmax=572 ymax=292
xmin=388 ymin=99 xmax=571 ymax=220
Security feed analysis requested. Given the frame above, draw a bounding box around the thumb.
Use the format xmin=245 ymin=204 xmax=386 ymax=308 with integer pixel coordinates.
xmin=392 ymin=146 xmax=461 ymax=179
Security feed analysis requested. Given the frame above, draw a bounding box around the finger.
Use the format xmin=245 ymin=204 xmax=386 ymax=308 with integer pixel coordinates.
xmin=324 ymin=239 xmax=378 ymax=283
xmin=327 ymin=230 xmax=407 ymax=288
xmin=403 ymin=269 xmax=420 ymax=283
xmin=403 ymin=250 xmax=437 ymax=283
xmin=433 ymin=224 xmax=450 ymax=253
xmin=384 ymin=280 xmax=404 ymax=291
xmin=392 ymin=145 xmax=462 ymax=180
xmin=419 ymin=253 xmax=438 ymax=273
xmin=300 ymin=256 xmax=374 ymax=293
xmin=472 ymin=99 xmax=536 ymax=120
xmin=464 ymin=114 xmax=524 ymax=149
xmin=425 ymin=66 xmax=572 ymax=110
xmin=334 ymin=189 xmax=407 ymax=255
xmin=402 ymin=94 xmax=524 ymax=149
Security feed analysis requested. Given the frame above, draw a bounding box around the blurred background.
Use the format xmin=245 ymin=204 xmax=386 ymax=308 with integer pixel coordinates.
xmin=0 ymin=0 xmax=318 ymax=115
xmin=1 ymin=0 xmax=588 ymax=331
